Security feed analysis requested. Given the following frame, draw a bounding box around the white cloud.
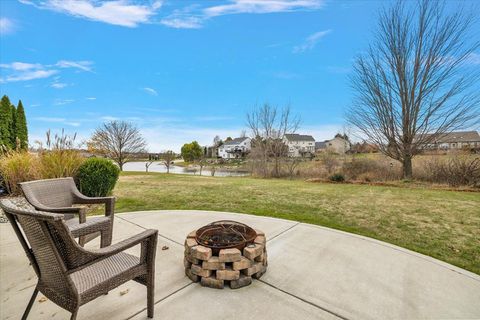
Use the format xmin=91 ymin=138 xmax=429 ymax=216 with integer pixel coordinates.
xmin=64 ymin=122 xmax=81 ymax=127
xmin=0 ymin=69 xmax=58 ymax=83
xmin=86 ymin=97 xmax=96 ymax=100
xmin=56 ymin=60 xmax=93 ymax=72
xmin=51 ymin=77 xmax=69 ymax=89
xmin=293 ymin=29 xmax=332 ymax=53
xmin=21 ymin=0 xmax=163 ymax=27
xmin=466 ymin=52 xmax=480 ymax=65
xmin=204 ymin=0 xmax=324 ymax=17
xmin=142 ymin=87 xmax=158 ymax=96
xmin=0 ymin=60 xmax=93 ymax=83
xmin=54 ymin=99 xmax=75 ymax=105
xmin=161 ymin=0 xmax=325 ymax=29
xmin=0 ymin=62 xmax=43 ymax=70
xmin=51 ymin=82 xmax=68 ymax=89
xmin=0 ymin=18 xmax=15 ymax=35
xmin=160 ymin=15 xmax=203 ymax=29
xmin=101 ymin=116 xmax=119 ymax=121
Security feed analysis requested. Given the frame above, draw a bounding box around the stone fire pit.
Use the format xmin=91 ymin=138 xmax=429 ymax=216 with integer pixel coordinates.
xmin=184 ymin=221 xmax=268 ymax=289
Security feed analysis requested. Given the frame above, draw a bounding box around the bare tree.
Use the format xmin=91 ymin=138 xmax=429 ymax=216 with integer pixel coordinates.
xmin=145 ymin=161 xmax=154 ymax=173
xmin=347 ymin=0 xmax=480 ymax=179
xmin=198 ymin=156 xmax=207 ymax=176
xmin=247 ymin=103 xmax=300 ymax=177
xmin=159 ymin=151 xmax=175 ymax=173
xmin=285 ymin=157 xmax=302 ymax=179
xmin=90 ymin=121 xmax=147 ymax=171
xmin=210 ymin=165 xmax=217 ymax=176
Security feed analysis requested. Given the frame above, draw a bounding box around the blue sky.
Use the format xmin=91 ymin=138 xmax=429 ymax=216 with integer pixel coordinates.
xmin=0 ymin=0 xmax=479 ymax=151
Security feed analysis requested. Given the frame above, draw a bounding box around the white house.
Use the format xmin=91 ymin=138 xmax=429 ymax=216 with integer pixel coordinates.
xmin=283 ymin=134 xmax=316 ymax=157
xmin=316 ymin=135 xmax=351 ymax=154
xmin=218 ymin=137 xmax=251 ymax=159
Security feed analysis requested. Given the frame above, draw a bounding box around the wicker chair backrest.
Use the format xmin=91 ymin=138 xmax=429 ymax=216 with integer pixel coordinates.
xmin=20 ymin=178 xmax=75 ymax=208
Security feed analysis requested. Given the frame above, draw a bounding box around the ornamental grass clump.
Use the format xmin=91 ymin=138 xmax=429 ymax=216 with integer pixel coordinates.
xmin=0 ymin=151 xmax=40 ymax=194
xmin=37 ymin=130 xmax=84 ymax=179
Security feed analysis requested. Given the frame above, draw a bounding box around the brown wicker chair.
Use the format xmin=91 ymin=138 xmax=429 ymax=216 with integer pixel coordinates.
xmin=0 ymin=198 xmax=158 ymax=320
xmin=20 ymin=177 xmax=115 ymax=247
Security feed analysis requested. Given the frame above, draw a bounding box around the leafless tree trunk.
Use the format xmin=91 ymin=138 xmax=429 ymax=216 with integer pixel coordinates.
xmin=210 ymin=165 xmax=217 ymax=176
xmin=347 ymin=0 xmax=480 ymax=179
xmin=89 ymin=121 xmax=147 ymax=171
xmin=247 ymin=103 xmax=300 ymax=178
xmin=159 ymin=151 xmax=175 ymax=173
xmin=145 ymin=161 xmax=154 ymax=173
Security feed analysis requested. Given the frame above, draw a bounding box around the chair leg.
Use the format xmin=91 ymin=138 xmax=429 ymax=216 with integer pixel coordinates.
xmin=21 ymin=287 xmax=38 ymax=320
xmin=147 ymin=278 xmax=155 ymax=318
xmin=78 ymin=235 xmax=86 ymax=247
xmin=70 ymin=309 xmax=78 ymax=320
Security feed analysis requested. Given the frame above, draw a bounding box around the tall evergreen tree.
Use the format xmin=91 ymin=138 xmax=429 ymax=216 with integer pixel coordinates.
xmin=15 ymin=100 xmax=28 ymax=150
xmin=0 ymin=95 xmax=13 ymax=149
xmin=10 ymin=104 xmax=17 ymax=148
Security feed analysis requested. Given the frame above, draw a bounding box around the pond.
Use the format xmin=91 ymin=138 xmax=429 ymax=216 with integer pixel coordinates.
xmin=123 ymin=161 xmax=250 ymax=177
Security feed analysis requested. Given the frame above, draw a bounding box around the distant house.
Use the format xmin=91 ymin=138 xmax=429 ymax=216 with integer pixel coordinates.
xmin=418 ymin=131 xmax=480 ymax=150
xmin=316 ymin=135 xmax=351 ymax=154
xmin=218 ymin=137 xmax=251 ymax=159
xmin=283 ymin=134 xmax=316 ymax=157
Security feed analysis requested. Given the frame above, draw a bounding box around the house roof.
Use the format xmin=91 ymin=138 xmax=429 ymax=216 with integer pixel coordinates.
xmin=315 ymin=141 xmax=327 ymax=149
xmin=418 ymin=131 xmax=480 ymax=143
xmin=223 ymin=137 xmax=249 ymax=146
xmin=284 ymin=134 xmax=315 ymax=142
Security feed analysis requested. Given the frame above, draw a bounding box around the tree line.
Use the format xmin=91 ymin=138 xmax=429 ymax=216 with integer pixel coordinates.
xmin=0 ymin=95 xmax=28 ymax=151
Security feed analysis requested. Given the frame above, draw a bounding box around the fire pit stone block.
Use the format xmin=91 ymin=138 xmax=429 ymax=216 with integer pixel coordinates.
xmin=191 ymin=264 xmax=212 ymax=278
xmin=254 ymin=229 xmax=265 ymax=236
xmin=232 ymin=257 xmax=252 ymax=271
xmin=243 ymin=262 xmax=264 ymax=276
xmin=218 ymin=248 xmax=242 ymax=262
xmin=230 ymin=274 xmax=252 ymax=289
xmin=254 ymin=235 xmax=266 ymax=245
xmin=185 ymin=268 xmax=199 ymax=283
xmin=202 ymin=257 xmax=226 ymax=270
xmin=252 ymin=265 xmax=267 ymax=279
xmin=187 ymin=230 xmax=197 ymax=239
xmin=216 ymin=267 xmax=240 ymax=281
xmin=191 ymin=245 xmax=212 ymax=261
xmin=185 ymin=253 xmax=200 ymax=265
xmin=243 ymin=244 xmax=263 ymax=260
xmin=201 ymin=276 xmax=224 ymax=289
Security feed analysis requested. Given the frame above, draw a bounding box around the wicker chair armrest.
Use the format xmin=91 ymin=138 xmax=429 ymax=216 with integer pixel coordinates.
xmin=92 ymin=229 xmax=158 ymax=256
xmin=69 ymin=217 xmax=111 ymax=238
xmin=72 ymin=189 xmax=115 ymax=217
xmin=67 ymin=229 xmax=158 ymax=273
xmin=30 ymin=204 xmax=81 ymax=214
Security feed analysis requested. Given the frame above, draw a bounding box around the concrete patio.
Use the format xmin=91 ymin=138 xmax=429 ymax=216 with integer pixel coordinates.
xmin=1 ymin=210 xmax=479 ymax=320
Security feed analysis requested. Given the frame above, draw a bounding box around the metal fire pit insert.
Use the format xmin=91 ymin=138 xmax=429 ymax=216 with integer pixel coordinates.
xmin=184 ymin=220 xmax=267 ymax=289
xmin=195 ymin=220 xmax=257 ymax=255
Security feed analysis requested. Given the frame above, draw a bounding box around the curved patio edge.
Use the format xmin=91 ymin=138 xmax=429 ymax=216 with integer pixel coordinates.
xmin=116 ymin=209 xmax=480 ymax=281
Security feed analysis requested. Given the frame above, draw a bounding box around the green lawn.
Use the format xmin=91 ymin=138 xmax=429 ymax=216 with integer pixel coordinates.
xmin=113 ymin=172 xmax=480 ymax=274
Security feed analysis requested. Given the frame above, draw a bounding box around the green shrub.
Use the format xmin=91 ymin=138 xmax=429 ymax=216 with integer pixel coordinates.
xmin=0 ymin=151 xmax=40 ymax=195
xmin=76 ymin=158 xmax=120 ymax=197
xmin=329 ymin=173 xmax=345 ymax=182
